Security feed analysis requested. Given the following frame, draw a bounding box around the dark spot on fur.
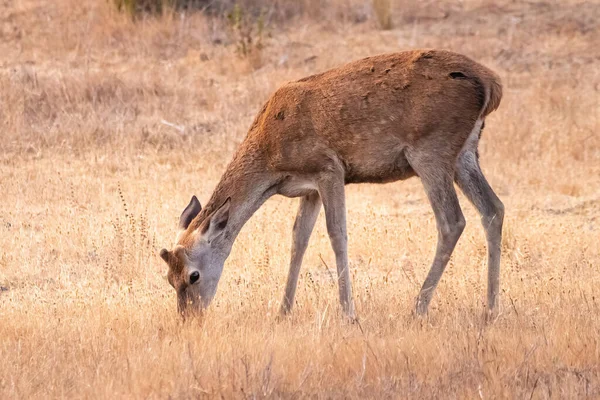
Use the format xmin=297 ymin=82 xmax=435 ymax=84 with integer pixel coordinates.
xmin=385 ymin=68 xmax=391 ymax=73
xmin=449 ymin=71 xmax=468 ymax=79
xmin=393 ymin=83 xmax=410 ymax=91
xmin=275 ymin=110 xmax=285 ymax=120
xmin=370 ymin=66 xmax=375 ymax=73
xmin=420 ymin=52 xmax=434 ymax=60
xmin=448 ymin=72 xmax=486 ymax=110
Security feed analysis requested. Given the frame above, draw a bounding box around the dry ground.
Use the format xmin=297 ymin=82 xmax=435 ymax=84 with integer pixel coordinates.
xmin=1 ymin=0 xmax=600 ymax=398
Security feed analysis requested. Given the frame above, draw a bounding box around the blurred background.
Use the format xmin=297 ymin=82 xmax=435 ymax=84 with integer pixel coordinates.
xmin=1 ymin=1 xmax=599 ymax=398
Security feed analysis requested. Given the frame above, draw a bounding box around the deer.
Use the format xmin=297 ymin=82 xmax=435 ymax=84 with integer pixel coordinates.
xmin=159 ymin=49 xmax=504 ymax=321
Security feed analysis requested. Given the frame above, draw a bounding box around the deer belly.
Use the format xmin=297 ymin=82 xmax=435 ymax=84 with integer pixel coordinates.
xmin=343 ymin=149 xmax=416 ymax=184
xmin=277 ymin=176 xmax=318 ymax=198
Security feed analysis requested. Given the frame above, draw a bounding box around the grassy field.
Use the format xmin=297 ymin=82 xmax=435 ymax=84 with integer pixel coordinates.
xmin=1 ymin=0 xmax=599 ymax=398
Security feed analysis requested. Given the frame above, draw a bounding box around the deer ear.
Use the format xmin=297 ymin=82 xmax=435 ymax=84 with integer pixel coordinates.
xmin=202 ymin=197 xmax=231 ymax=241
xmin=179 ymin=196 xmax=202 ymax=230
xmin=159 ymin=248 xmax=170 ymax=263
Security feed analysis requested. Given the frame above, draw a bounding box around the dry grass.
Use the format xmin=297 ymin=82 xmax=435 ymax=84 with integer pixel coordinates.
xmin=372 ymin=0 xmax=393 ymax=30
xmin=1 ymin=0 xmax=600 ymax=398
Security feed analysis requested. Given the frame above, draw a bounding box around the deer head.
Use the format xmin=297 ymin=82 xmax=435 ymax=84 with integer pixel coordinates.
xmin=159 ymin=195 xmax=231 ymax=317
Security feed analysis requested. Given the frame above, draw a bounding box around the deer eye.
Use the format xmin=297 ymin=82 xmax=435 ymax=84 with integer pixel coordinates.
xmin=189 ymin=271 xmax=200 ymax=285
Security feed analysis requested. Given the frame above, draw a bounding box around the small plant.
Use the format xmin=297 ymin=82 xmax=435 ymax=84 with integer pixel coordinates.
xmin=113 ymin=0 xmax=136 ymax=16
xmin=111 ymin=0 xmax=174 ymax=17
xmin=226 ymin=4 xmax=266 ymax=59
xmin=373 ymin=0 xmax=393 ymax=30
xmin=105 ymin=183 xmax=155 ymax=285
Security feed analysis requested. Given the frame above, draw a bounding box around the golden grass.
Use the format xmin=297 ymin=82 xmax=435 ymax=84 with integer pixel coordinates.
xmin=1 ymin=0 xmax=599 ymax=398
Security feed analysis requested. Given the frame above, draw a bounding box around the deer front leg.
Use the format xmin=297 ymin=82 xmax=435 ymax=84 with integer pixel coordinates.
xmin=279 ymin=192 xmax=322 ymax=316
xmin=318 ymin=174 xmax=356 ymax=319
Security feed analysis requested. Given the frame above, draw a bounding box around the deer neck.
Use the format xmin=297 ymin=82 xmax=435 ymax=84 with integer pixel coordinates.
xmin=192 ymin=145 xmax=277 ymax=249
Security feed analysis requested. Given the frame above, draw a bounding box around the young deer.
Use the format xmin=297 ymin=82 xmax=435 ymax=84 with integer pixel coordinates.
xmin=160 ymin=49 xmax=504 ymax=319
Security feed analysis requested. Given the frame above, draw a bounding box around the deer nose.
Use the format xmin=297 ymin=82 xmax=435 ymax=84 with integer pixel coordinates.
xmin=189 ymin=271 xmax=200 ymax=285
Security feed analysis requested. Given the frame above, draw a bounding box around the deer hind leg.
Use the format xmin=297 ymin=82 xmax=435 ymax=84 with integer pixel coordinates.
xmin=279 ymin=192 xmax=322 ymax=316
xmin=410 ymin=155 xmax=466 ymax=316
xmin=317 ymin=173 xmax=356 ymax=319
xmin=455 ymin=148 xmax=504 ymax=317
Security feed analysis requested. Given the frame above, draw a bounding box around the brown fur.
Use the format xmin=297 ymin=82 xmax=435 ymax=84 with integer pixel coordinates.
xmin=187 ymin=49 xmax=501 ymax=228
xmin=162 ymin=49 xmax=503 ymax=316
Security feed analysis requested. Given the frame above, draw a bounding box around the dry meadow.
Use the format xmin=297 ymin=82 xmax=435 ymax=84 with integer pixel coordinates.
xmin=1 ymin=0 xmax=600 ymax=398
